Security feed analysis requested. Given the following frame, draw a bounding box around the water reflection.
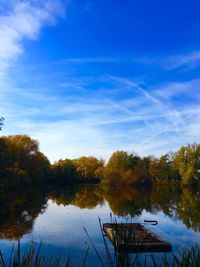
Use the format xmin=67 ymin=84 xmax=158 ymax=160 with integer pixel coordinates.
xmin=50 ymin=185 xmax=104 ymax=209
xmin=151 ymin=185 xmax=181 ymax=218
xmin=177 ymin=188 xmax=200 ymax=231
xmin=0 ymin=184 xmax=200 ymax=240
xmin=102 ymin=185 xmax=152 ymax=216
xmin=0 ymin=185 xmax=47 ymax=240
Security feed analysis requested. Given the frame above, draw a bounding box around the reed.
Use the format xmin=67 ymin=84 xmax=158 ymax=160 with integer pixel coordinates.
xmin=0 ymin=228 xmax=200 ymax=266
xmin=0 ymin=240 xmax=89 ymax=267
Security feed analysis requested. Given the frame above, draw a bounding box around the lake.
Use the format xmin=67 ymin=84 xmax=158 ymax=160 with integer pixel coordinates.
xmin=0 ymin=184 xmax=200 ymax=266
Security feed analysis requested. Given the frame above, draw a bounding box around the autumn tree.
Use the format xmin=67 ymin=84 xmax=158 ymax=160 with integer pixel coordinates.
xmin=0 ymin=135 xmax=50 ymax=185
xmin=73 ymin=156 xmax=104 ymax=182
xmin=103 ymin=151 xmax=152 ymax=186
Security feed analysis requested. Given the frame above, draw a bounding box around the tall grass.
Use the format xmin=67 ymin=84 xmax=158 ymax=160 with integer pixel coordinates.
xmin=0 ymin=230 xmax=200 ymax=266
xmin=151 ymin=245 xmax=200 ymax=267
xmin=0 ymin=240 xmax=89 ymax=267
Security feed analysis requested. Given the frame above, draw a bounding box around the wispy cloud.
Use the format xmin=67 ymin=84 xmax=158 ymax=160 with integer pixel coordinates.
xmin=130 ymin=50 xmax=200 ymax=71
xmin=61 ymin=57 xmax=120 ymax=64
xmin=1 ymin=73 xmax=200 ymax=161
xmin=0 ymin=0 xmax=66 ymax=78
xmin=109 ymin=76 xmax=186 ymax=130
xmin=153 ymin=79 xmax=200 ymax=99
xmin=164 ymin=51 xmax=200 ymax=70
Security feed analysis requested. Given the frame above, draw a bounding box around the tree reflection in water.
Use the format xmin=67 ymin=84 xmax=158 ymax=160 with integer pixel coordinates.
xmin=151 ymin=184 xmax=182 ymax=218
xmin=49 ymin=185 xmax=104 ymax=209
xmin=102 ymin=185 xmax=152 ymax=216
xmin=0 ymin=184 xmax=200 ymax=240
xmin=177 ymin=188 xmax=200 ymax=231
xmin=0 ymin=185 xmax=47 ymax=240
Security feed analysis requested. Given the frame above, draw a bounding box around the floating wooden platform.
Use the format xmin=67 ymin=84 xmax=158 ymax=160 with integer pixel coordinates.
xmin=103 ymin=223 xmax=172 ymax=253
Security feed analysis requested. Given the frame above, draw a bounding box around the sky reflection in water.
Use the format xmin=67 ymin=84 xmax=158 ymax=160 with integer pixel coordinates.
xmin=0 ymin=185 xmax=200 ymax=265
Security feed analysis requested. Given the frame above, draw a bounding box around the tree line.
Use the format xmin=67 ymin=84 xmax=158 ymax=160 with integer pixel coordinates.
xmin=0 ymin=122 xmax=200 ymax=188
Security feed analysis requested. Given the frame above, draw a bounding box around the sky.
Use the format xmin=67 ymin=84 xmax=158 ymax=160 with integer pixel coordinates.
xmin=0 ymin=0 xmax=200 ymax=162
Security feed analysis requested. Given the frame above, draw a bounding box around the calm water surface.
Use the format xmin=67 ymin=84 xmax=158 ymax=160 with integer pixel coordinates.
xmin=0 ymin=184 xmax=200 ymax=266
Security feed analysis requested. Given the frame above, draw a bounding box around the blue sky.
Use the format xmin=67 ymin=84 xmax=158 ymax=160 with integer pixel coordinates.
xmin=0 ymin=0 xmax=200 ymax=162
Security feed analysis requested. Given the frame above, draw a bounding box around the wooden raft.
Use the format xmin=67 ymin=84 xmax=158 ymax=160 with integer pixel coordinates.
xmin=103 ymin=223 xmax=172 ymax=253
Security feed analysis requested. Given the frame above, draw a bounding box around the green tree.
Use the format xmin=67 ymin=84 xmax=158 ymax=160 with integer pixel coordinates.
xmin=51 ymin=158 xmax=76 ymax=184
xmin=106 ymin=151 xmax=140 ymax=171
xmin=131 ymin=159 xmax=153 ymax=186
xmin=149 ymin=154 xmax=180 ymax=182
xmin=173 ymin=143 xmax=200 ymax=186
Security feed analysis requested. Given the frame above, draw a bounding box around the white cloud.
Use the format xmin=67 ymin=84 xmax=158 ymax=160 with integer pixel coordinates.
xmin=0 ymin=0 xmax=66 ymax=78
